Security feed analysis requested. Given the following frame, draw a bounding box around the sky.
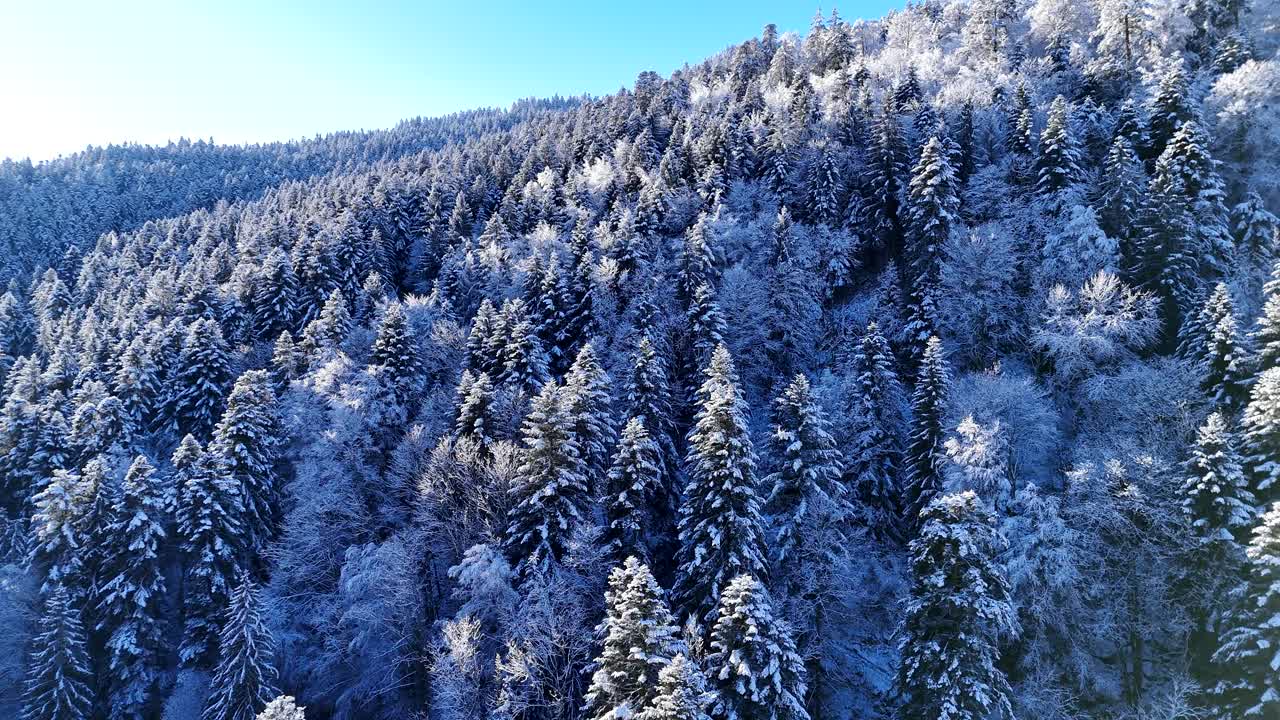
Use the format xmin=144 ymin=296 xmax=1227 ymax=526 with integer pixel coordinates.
xmin=0 ymin=0 xmax=901 ymax=163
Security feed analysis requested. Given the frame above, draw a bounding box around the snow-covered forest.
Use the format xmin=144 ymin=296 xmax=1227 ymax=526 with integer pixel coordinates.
xmin=3 ymin=1 xmax=1280 ymax=719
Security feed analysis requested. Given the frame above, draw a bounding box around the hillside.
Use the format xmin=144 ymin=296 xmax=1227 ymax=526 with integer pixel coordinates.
xmin=3 ymin=2 xmax=1280 ymax=720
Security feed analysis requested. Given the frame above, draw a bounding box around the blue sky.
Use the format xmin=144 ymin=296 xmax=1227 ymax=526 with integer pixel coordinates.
xmin=1 ymin=1 xmax=901 ymax=162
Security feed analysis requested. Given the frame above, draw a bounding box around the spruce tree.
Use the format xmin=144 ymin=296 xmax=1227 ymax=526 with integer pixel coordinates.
xmin=251 ymin=248 xmax=298 ymax=343
xmin=903 ymin=337 xmax=950 ymax=531
xmin=603 ymin=418 xmax=661 ymax=565
xmin=504 ymin=381 xmax=589 ymax=572
xmin=1148 ymin=65 xmax=1191 ymax=157
xmin=454 ymin=370 xmax=496 ymax=449
xmin=904 ymin=138 xmax=959 ymax=361
xmin=1243 ymin=367 xmax=1280 ymax=505
xmin=175 ymin=434 xmax=244 ymax=667
xmin=1136 ymin=165 xmax=1198 ymax=337
xmin=1097 ymin=137 xmax=1146 ymax=251
xmin=98 ymin=455 xmax=167 ymax=720
xmin=804 ymin=145 xmax=840 ymax=226
xmin=500 ymin=318 xmax=550 ymax=395
xmin=1182 ymin=412 xmax=1255 ymax=560
xmin=673 ymin=346 xmax=768 ymax=624
xmin=300 ymin=289 xmax=350 ymax=355
xmin=864 ymin=106 xmax=906 ymax=254
xmin=112 ymin=336 xmax=158 ymax=432
xmin=208 ymin=370 xmax=282 ymax=562
xmin=369 ymin=303 xmax=422 ymax=404
xmin=847 ymin=322 xmax=903 ymax=540
xmin=1211 ymin=502 xmax=1280 ymax=719
xmin=27 ymin=469 xmax=88 ymax=602
xmin=1253 ymin=261 xmax=1280 ymax=374
xmin=896 ymin=491 xmax=1015 ymax=720
xmin=764 ymin=374 xmax=845 ymax=566
xmin=1158 ymin=121 xmax=1231 ymax=275
xmin=270 ymin=331 xmax=304 ymax=389
xmin=563 ymin=343 xmax=615 ymax=493
xmin=1232 ymin=192 xmax=1278 ymax=266
xmin=1193 ymin=284 xmax=1250 ymax=409
xmin=172 ymin=317 xmax=232 ymax=438
xmin=685 ymin=284 xmax=727 ymax=373
xmin=706 ymin=575 xmax=808 ymax=720
xmin=465 ymin=298 xmax=498 ymax=373
xmin=202 ymin=574 xmax=279 ymax=720
xmin=1035 ymin=96 xmax=1083 ymax=196
xmin=584 ymin=558 xmax=683 ymax=720
xmin=634 ymin=655 xmax=714 ymax=720
xmin=677 ymin=213 xmax=719 ymax=308
xmin=22 ymin=585 xmax=94 ymax=720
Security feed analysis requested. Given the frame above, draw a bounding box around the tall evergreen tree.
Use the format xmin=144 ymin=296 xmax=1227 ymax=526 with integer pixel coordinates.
xmin=904 ymin=138 xmax=959 ymax=361
xmin=22 ymin=585 xmax=94 ymax=720
xmin=896 ymin=491 xmax=1015 ymax=720
xmin=1147 ymin=65 xmax=1191 ymax=158
xmin=634 ymin=655 xmax=714 ymax=720
xmin=98 ymin=455 xmax=167 ymax=720
xmin=603 ymin=418 xmax=661 ymax=565
xmin=202 ymin=574 xmax=279 ymax=720
xmin=864 ymin=106 xmax=907 ymax=255
xmin=706 ymin=575 xmax=808 ymax=720
xmin=673 ymin=346 xmax=768 ymax=624
xmin=27 ymin=469 xmax=89 ymax=602
xmin=847 ymin=322 xmax=903 ymax=540
xmin=209 ymin=370 xmax=282 ymax=562
xmin=251 ymin=248 xmax=298 ymax=343
xmin=1193 ymin=284 xmax=1250 ymax=409
xmin=1097 ymin=137 xmax=1146 ymax=253
xmin=369 ymin=303 xmax=422 ymax=404
xmin=171 ymin=317 xmax=232 ymax=438
xmin=1243 ymin=367 xmax=1280 ymax=505
xmin=1253 ymin=261 xmax=1280 ymax=374
xmin=1211 ymin=502 xmax=1280 ymax=719
xmin=454 ymin=370 xmax=496 ymax=449
xmin=903 ymin=337 xmax=950 ymax=531
xmin=584 ymin=558 xmax=683 ymax=720
xmin=1035 ymin=96 xmax=1083 ymax=195
xmin=563 ymin=343 xmax=615 ymax=493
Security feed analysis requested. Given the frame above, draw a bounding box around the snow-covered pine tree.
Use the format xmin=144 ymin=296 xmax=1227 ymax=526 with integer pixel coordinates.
xmin=903 ymin=337 xmax=950 ymax=531
xmin=764 ymin=374 xmax=845 ymax=566
xmin=454 ymin=370 xmax=496 ymax=449
xmin=706 ymin=574 xmax=808 ymax=720
xmin=904 ymin=138 xmax=959 ymax=362
xmin=202 ymin=573 xmax=279 ymax=720
xmin=27 ymin=468 xmax=88 ymax=602
xmin=896 ymin=491 xmax=1015 ymax=720
xmin=603 ymin=418 xmax=661 ymax=565
xmin=563 ymin=342 xmax=615 ymax=493
xmin=466 ymin=298 xmax=498 ymax=373
xmin=208 ymin=370 xmax=282 ymax=563
xmin=685 ymin=284 xmax=727 ymax=374
xmin=1157 ymin=121 xmax=1232 ymax=276
xmin=1232 ymin=192 xmax=1278 ymax=267
xmin=500 ymin=318 xmax=551 ymax=395
xmin=112 ymin=336 xmax=159 ymax=432
xmin=369 ymin=303 xmax=422 ymax=405
xmin=633 ymin=654 xmax=714 ymax=720
xmin=1193 ymin=284 xmax=1250 ymax=409
xmin=626 ymin=334 xmax=680 ymax=505
xmin=1035 ymin=95 xmax=1083 ymax=196
xmin=1243 ymin=367 xmax=1280 ymax=505
xmin=22 ymin=584 xmax=93 ymax=720
xmin=673 ymin=346 xmax=768 ymax=625
xmin=677 ymin=213 xmax=719 ymax=308
xmin=504 ymin=381 xmax=588 ymax=572
xmin=1136 ymin=162 xmax=1198 ymax=338
xmin=270 ymin=330 xmax=304 ymax=390
xmin=172 ymin=317 xmax=232 ymax=438
xmin=300 ymin=288 xmax=350 ymax=355
xmin=804 ymin=144 xmax=840 ymax=226
xmin=1210 ymin=502 xmax=1280 ymax=719
xmin=256 ymin=696 xmax=306 ymax=720
xmin=584 ymin=558 xmax=683 ymax=720
xmin=847 ymin=322 xmax=903 ymax=540
xmin=174 ymin=434 xmax=244 ymax=667
xmin=251 ymin=248 xmax=298 ymax=343
xmin=1096 ymin=136 xmax=1146 ymax=259
xmin=98 ymin=455 xmax=167 ymax=720
xmin=864 ymin=105 xmax=906 ymax=254
xmin=1147 ymin=65 xmax=1191 ymax=158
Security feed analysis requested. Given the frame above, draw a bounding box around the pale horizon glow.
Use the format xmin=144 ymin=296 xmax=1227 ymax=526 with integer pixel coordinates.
xmin=1 ymin=0 xmax=900 ymax=163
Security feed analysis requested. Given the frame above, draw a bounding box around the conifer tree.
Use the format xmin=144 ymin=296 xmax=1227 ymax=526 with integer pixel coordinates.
xmin=203 ymin=574 xmax=279 ymax=720
xmin=685 ymin=284 xmax=727 ymax=372
xmin=22 ymin=585 xmax=94 ymax=720
xmin=174 ymin=434 xmax=243 ymax=667
xmin=300 ymin=289 xmax=350 ymax=355
xmin=903 ymin=337 xmax=950 ymax=531
xmin=1035 ymin=96 xmax=1082 ymax=195
xmin=1232 ymin=192 xmax=1278 ymax=266
xmin=1192 ymin=284 xmax=1250 ymax=409
xmin=904 ymin=138 xmax=959 ymax=361
xmin=1211 ymin=502 xmax=1280 ymax=719
xmin=764 ymin=375 xmax=845 ymax=566
xmin=804 ymin=145 xmax=840 ymax=226
xmin=603 ymin=418 xmax=661 ymax=565
xmin=634 ymin=655 xmax=714 ymax=720
xmin=673 ymin=346 xmax=768 ymax=624
xmin=28 ymin=469 xmax=88 ymax=602
xmin=706 ymin=575 xmax=808 ymax=720
xmin=896 ymin=491 xmax=1015 ymax=720
xmin=563 ymin=343 xmax=615 ymax=492
xmin=454 ymin=370 xmax=496 ymax=449
xmin=270 ymin=331 xmax=304 ymax=389
xmin=369 ymin=303 xmax=422 ymax=404
xmin=98 ymin=455 xmax=167 ymax=720
xmin=847 ymin=323 xmax=903 ymax=539
xmin=251 ymin=248 xmax=298 ymax=343
xmin=256 ymin=696 xmax=307 ymax=720
xmin=864 ymin=106 xmax=906 ymax=254
xmin=1253 ymin=261 xmax=1280 ymax=374
xmin=504 ymin=381 xmax=588 ymax=572
xmin=208 ymin=370 xmax=282 ymax=561
xmin=1243 ymin=367 xmax=1280 ymax=505
xmin=1136 ymin=166 xmax=1198 ymax=336
xmin=1148 ymin=65 xmax=1191 ymax=157
xmin=1182 ymin=412 xmax=1255 ymax=560
xmin=500 ymin=319 xmax=550 ymax=395
xmin=172 ymin=317 xmax=233 ymax=438
xmin=584 ymin=558 xmax=683 ymax=720
xmin=466 ymin=298 xmax=498 ymax=373
xmin=113 ymin=336 xmax=158 ymax=431
xmin=1158 ymin=121 xmax=1232 ymax=275
xmin=677 ymin=213 xmax=719 ymax=308
xmin=626 ymin=335 xmax=680 ymax=524
xmin=1097 ymin=137 xmax=1146 ymax=248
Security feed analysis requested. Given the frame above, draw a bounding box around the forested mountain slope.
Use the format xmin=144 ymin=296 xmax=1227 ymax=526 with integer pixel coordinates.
xmin=3 ymin=2 xmax=1280 ymax=720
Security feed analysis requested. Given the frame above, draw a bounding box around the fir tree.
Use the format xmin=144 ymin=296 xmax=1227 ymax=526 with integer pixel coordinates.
xmin=584 ymin=558 xmax=683 ymax=720
xmin=208 ymin=370 xmax=282 ymax=562
xmin=500 ymin=319 xmax=550 ymax=395
xmin=847 ymin=322 xmax=903 ymax=540
xmin=896 ymin=491 xmax=1016 ymax=720
xmin=504 ymin=381 xmax=588 ymax=572
xmin=27 ymin=469 xmax=88 ymax=602
xmin=677 ymin=213 xmax=719 ymax=308
xmin=903 ymin=337 xmax=950 ymax=531
xmin=634 ymin=655 xmax=714 ymax=720
xmin=625 ymin=335 xmax=681 ymax=526
xmin=112 ymin=336 xmax=158 ymax=432
xmin=804 ymin=145 xmax=840 ymax=226
xmin=1157 ymin=121 xmax=1231 ymax=275
xmin=1035 ymin=96 xmax=1083 ymax=195
xmin=1252 ymin=261 xmax=1280 ymax=374
xmin=251 ymin=248 xmax=298 ymax=343
xmin=706 ymin=575 xmax=808 ymax=720
xmin=174 ymin=434 xmax=244 ymax=667
xmin=1211 ymin=502 xmax=1280 ymax=719
xmin=465 ymin=298 xmax=498 ymax=373
xmin=203 ymin=574 xmax=279 ymax=720
xmin=603 ymin=418 xmax=661 ymax=565
xmin=256 ymin=696 xmax=306 ymax=720
xmin=98 ymin=455 xmax=167 ymax=720
xmin=1096 ymin=137 xmax=1146 ymax=248
xmin=1148 ymin=65 xmax=1191 ymax=158
xmin=300 ymin=288 xmax=350 ymax=355
xmin=563 ymin=343 xmax=615 ymax=493
xmin=1232 ymin=192 xmax=1278 ymax=266
xmin=673 ymin=346 xmax=768 ymax=624
xmin=764 ymin=375 xmax=845 ymax=566
xmin=270 ymin=331 xmax=304 ymax=389
xmin=1182 ymin=412 xmax=1255 ymax=556
xmin=685 ymin=284 xmax=727 ymax=372
xmin=1193 ymin=284 xmax=1250 ymax=409
xmin=1243 ymin=367 xmax=1280 ymax=504
xmin=369 ymin=303 xmax=422 ymax=404
xmin=22 ymin=585 xmax=94 ymax=720
xmin=1136 ymin=166 xmax=1198 ymax=337
xmin=172 ymin=317 xmax=233 ymax=438
xmin=864 ymin=106 xmax=906 ymax=254
xmin=454 ymin=370 xmax=496 ymax=449
xmin=904 ymin=138 xmax=959 ymax=361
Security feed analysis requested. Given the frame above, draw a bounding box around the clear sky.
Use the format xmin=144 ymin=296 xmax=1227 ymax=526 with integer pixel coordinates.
xmin=0 ymin=0 xmax=901 ymax=163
